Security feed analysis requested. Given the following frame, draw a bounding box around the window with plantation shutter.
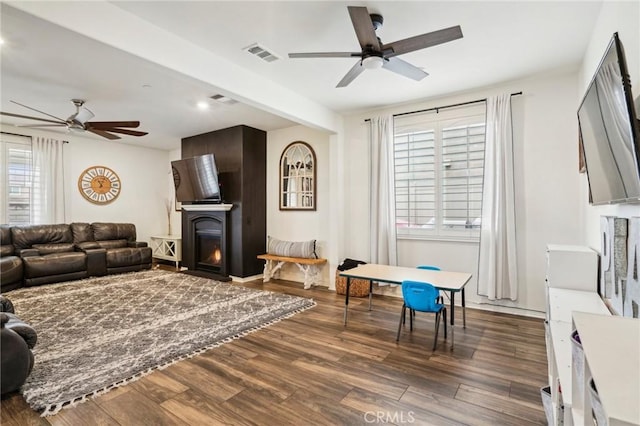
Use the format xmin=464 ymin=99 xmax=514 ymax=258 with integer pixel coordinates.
xmin=394 ymin=105 xmax=486 ymax=240
xmin=0 ymin=134 xmax=32 ymax=225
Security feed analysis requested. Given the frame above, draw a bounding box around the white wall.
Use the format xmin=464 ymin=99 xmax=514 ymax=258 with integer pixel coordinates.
xmin=266 ymin=125 xmax=332 ymax=285
xmin=342 ymin=68 xmax=583 ymax=313
xmin=578 ymin=1 xmax=640 ymax=250
xmin=1 ymin=125 xmax=176 ymax=243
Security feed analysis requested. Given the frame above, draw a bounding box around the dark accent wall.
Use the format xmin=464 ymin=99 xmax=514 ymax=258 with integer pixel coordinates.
xmin=182 ymin=125 xmax=266 ymax=278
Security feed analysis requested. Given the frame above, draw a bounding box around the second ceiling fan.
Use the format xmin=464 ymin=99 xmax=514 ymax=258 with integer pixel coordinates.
xmin=289 ymin=6 xmax=463 ymax=88
xmin=0 ymin=99 xmax=148 ymax=140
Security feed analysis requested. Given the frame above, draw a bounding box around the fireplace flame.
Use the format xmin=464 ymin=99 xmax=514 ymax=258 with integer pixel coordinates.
xmin=207 ymin=248 xmax=222 ymax=264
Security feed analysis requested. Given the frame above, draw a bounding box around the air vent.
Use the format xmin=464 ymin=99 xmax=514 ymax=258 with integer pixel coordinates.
xmin=210 ymin=94 xmax=238 ymax=105
xmin=243 ymin=43 xmax=280 ymax=63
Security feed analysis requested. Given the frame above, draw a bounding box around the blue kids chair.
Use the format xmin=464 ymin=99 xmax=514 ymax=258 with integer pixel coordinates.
xmin=396 ymin=280 xmax=447 ymax=351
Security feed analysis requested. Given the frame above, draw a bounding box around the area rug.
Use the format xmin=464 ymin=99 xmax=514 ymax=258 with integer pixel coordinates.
xmin=7 ymin=269 xmax=315 ymax=416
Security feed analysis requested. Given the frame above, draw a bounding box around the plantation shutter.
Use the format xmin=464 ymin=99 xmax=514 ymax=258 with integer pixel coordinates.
xmin=394 ymin=105 xmax=486 ymax=240
xmin=0 ymin=134 xmax=32 ymax=225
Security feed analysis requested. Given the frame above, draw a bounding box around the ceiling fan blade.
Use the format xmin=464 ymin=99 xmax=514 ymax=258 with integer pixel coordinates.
xmin=18 ymin=124 xmax=68 ymax=128
xmin=383 ymin=25 xmax=463 ymax=58
xmin=10 ymin=100 xmax=67 ymax=122
xmin=289 ymin=52 xmax=361 ymax=59
xmin=0 ymin=111 xmax=65 ymax=125
xmin=348 ymin=6 xmax=379 ymax=50
xmin=86 ymin=121 xmax=141 ymax=129
xmin=87 ymin=128 xmax=121 ymax=140
xmin=382 ymin=57 xmax=429 ymax=81
xmin=96 ymin=128 xmax=148 ymax=137
xmin=336 ymin=60 xmax=366 ymax=88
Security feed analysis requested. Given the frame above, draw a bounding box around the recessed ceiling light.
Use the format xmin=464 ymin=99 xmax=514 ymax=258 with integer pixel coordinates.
xmin=0 ymin=38 xmax=5 ymax=46
xmin=197 ymin=101 xmax=209 ymax=110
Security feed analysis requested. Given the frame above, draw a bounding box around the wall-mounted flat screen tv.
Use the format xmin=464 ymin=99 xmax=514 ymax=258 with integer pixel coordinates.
xmin=578 ymin=32 xmax=640 ymax=205
xmin=171 ymin=153 xmax=221 ymax=203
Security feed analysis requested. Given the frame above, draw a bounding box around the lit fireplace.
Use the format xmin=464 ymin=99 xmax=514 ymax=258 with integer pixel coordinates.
xmin=197 ymin=230 xmax=223 ymax=273
xmin=182 ymin=207 xmax=230 ymax=280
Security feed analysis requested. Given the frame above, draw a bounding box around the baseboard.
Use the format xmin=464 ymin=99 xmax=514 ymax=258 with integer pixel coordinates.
xmin=466 ymin=301 xmax=545 ymax=319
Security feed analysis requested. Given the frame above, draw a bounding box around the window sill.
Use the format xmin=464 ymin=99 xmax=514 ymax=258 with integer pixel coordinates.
xmin=397 ymin=235 xmax=480 ymax=244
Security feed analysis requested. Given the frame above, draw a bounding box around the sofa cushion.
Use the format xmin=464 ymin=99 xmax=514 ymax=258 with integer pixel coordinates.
xmin=32 ymin=243 xmax=75 ymax=255
xmin=11 ymin=224 xmax=73 ymax=250
xmin=1 ymin=225 xmax=14 ymax=256
xmin=22 ymin=252 xmax=86 ymax=278
xmin=92 ymin=223 xmax=136 ymax=243
xmin=0 ymin=245 xmax=13 ymax=257
xmin=0 ymin=257 xmax=22 ymax=289
xmin=70 ymin=223 xmax=93 ymax=243
xmin=97 ymin=239 xmax=128 ymax=249
xmin=105 ymin=247 xmax=152 ymax=267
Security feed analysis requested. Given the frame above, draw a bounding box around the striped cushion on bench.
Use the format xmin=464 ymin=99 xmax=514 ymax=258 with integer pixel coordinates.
xmin=267 ymin=236 xmax=317 ymax=259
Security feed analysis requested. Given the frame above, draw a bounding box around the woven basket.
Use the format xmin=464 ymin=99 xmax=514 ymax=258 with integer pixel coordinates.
xmin=335 ymin=270 xmax=370 ymax=297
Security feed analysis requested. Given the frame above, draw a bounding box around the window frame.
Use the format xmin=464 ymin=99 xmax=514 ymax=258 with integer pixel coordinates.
xmin=0 ymin=133 xmax=33 ymax=225
xmin=393 ymin=105 xmax=487 ymax=242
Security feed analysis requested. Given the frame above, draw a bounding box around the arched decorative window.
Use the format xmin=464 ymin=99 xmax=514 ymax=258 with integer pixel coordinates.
xmin=280 ymin=141 xmax=316 ymax=210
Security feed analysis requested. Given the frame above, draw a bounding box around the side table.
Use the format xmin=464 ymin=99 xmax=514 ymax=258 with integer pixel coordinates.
xmin=150 ymin=235 xmax=182 ymax=269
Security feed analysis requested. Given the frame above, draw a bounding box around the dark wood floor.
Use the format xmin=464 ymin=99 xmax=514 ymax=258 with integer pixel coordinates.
xmin=1 ymin=275 xmax=548 ymax=426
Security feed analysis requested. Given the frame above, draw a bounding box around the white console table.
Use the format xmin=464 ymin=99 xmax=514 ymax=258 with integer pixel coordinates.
xmin=150 ymin=235 xmax=182 ymax=269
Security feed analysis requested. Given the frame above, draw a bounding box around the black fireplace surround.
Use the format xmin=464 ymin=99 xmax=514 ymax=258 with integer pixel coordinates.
xmin=182 ymin=209 xmax=230 ymax=281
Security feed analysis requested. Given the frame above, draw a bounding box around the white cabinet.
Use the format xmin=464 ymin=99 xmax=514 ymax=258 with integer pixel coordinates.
xmin=544 ymin=244 xmax=609 ymax=426
xmin=546 ymin=289 xmax=610 ymax=425
xmin=546 ymin=244 xmax=598 ymax=291
xmin=150 ymin=235 xmax=182 ymax=269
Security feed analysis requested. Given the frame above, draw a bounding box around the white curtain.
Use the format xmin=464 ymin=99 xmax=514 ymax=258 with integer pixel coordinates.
xmin=369 ymin=115 xmax=397 ymax=269
xmin=31 ymin=137 xmax=65 ymax=224
xmin=477 ymin=94 xmax=518 ymax=300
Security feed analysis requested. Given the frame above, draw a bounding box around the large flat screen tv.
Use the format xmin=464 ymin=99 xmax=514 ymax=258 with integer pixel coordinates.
xmin=578 ymin=32 xmax=640 ymax=205
xmin=171 ymin=153 xmax=221 ymax=203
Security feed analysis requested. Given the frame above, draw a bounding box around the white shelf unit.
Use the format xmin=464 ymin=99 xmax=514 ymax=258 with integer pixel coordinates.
xmin=150 ymin=235 xmax=182 ymax=269
xmin=571 ymin=313 xmax=639 ymax=426
xmin=545 ymin=244 xmax=608 ymax=426
xmin=547 ymin=289 xmax=611 ymax=425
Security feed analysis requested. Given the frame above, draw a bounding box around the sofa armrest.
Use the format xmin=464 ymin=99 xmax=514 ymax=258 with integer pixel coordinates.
xmin=3 ymin=312 xmax=37 ymax=349
xmin=85 ymin=248 xmax=107 ymax=277
xmin=0 ymin=296 xmax=15 ymax=314
xmin=18 ymin=248 xmax=39 ymax=258
xmin=128 ymin=241 xmax=148 ymax=248
xmin=75 ymin=241 xmax=101 ymax=251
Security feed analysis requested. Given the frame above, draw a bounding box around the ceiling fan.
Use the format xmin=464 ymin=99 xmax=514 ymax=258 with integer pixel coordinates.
xmin=288 ymin=6 xmax=463 ymax=88
xmin=0 ymin=99 xmax=148 ymax=140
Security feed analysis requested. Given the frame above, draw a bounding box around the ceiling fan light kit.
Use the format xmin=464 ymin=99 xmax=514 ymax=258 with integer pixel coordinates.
xmin=288 ymin=6 xmax=463 ymax=87
xmin=0 ymin=99 xmax=148 ymax=140
xmin=69 ymin=99 xmax=95 ymax=125
xmin=362 ymin=56 xmax=384 ymax=70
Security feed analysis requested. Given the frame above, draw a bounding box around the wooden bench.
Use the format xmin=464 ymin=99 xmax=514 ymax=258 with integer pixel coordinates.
xmin=257 ymin=254 xmax=327 ymax=289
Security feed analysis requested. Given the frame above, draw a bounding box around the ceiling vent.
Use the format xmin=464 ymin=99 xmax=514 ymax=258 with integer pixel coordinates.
xmin=243 ymin=43 xmax=280 ymax=63
xmin=210 ymin=94 xmax=238 ymax=105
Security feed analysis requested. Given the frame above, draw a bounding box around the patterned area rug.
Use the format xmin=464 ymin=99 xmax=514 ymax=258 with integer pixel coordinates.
xmin=7 ymin=269 xmax=315 ymax=416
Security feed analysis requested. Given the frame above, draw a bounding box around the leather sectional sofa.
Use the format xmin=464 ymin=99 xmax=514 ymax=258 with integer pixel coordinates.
xmin=1 ymin=295 xmax=37 ymax=396
xmin=0 ymin=222 xmax=152 ymax=292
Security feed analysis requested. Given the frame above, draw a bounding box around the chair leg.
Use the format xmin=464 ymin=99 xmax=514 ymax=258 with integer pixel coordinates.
xmin=396 ymin=304 xmax=406 ymax=341
xmin=443 ymin=307 xmax=447 ymax=339
xmin=409 ymin=306 xmax=414 ymax=331
xmin=433 ymin=311 xmax=441 ymax=351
